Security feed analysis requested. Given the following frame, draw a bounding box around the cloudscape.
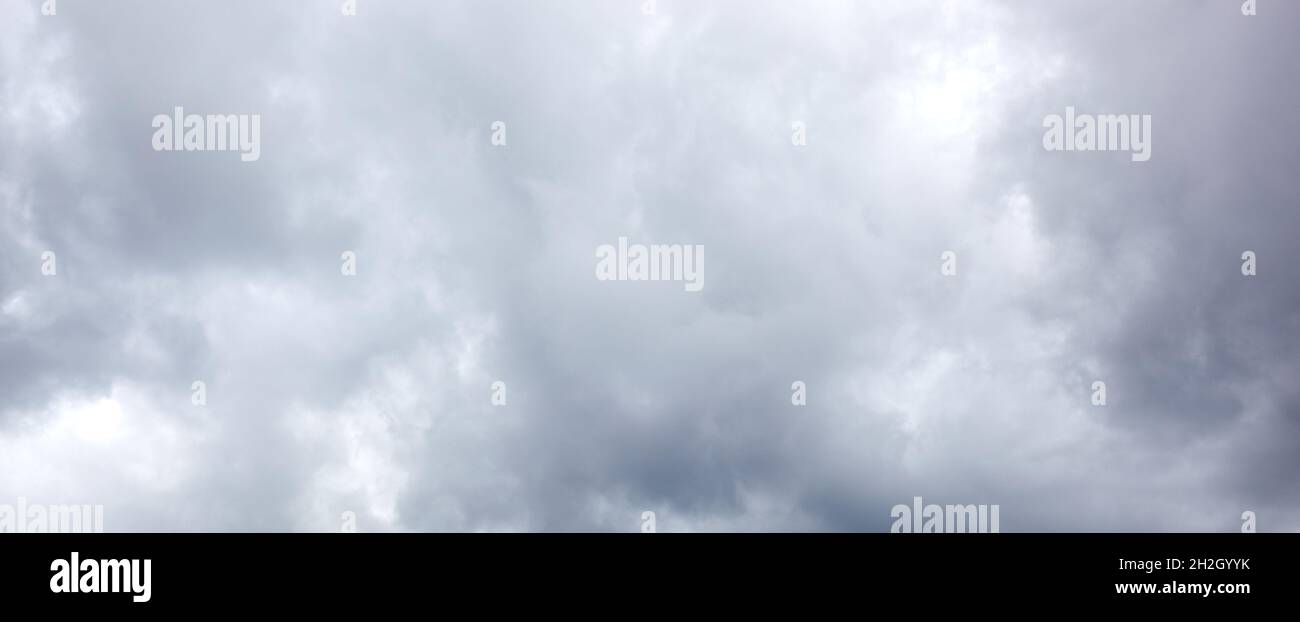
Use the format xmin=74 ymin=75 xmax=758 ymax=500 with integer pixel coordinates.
xmin=1 ymin=0 xmax=1297 ymax=533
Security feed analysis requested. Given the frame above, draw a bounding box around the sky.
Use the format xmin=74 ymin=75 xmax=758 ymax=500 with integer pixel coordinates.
xmin=0 ymin=0 xmax=1297 ymax=532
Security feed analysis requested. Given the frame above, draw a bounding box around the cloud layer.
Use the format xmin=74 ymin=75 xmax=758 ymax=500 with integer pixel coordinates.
xmin=1 ymin=0 xmax=1297 ymax=532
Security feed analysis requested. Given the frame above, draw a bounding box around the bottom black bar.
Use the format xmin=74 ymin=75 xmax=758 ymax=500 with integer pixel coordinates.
xmin=0 ymin=533 xmax=1284 ymax=611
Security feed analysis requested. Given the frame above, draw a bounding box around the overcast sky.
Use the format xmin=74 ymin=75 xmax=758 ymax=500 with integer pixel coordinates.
xmin=1 ymin=0 xmax=1297 ymax=532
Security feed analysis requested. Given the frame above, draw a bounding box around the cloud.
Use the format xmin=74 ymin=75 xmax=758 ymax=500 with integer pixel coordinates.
xmin=1 ymin=0 xmax=1297 ymax=532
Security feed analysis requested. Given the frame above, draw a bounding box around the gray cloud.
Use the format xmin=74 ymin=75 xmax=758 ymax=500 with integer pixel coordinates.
xmin=1 ymin=0 xmax=1297 ymax=533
